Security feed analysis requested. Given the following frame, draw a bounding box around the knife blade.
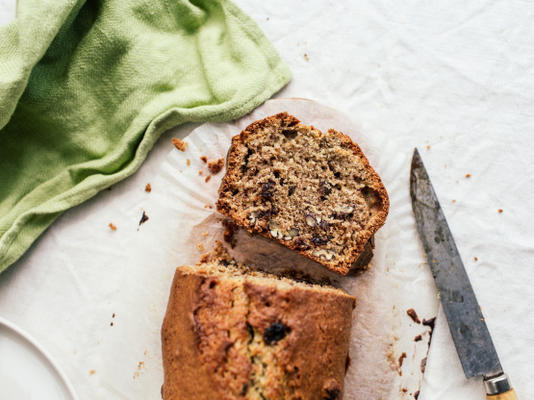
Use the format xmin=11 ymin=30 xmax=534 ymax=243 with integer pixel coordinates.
xmin=410 ymin=148 xmax=517 ymax=399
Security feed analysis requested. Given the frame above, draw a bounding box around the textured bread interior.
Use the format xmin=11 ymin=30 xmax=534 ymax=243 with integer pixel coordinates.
xmin=178 ymin=249 xmax=353 ymax=399
xmin=182 ymin=251 xmax=348 ymax=297
xmin=217 ymin=113 xmax=389 ymax=274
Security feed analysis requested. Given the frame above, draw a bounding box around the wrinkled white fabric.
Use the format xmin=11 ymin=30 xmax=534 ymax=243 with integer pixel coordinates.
xmin=0 ymin=1 xmax=533 ymax=399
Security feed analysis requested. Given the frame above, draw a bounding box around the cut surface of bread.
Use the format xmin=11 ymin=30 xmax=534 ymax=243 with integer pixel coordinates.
xmin=161 ymin=249 xmax=355 ymax=400
xmin=217 ymin=112 xmax=389 ymax=275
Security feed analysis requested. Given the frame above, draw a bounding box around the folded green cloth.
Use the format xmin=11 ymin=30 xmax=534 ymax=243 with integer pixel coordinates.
xmin=0 ymin=0 xmax=290 ymax=273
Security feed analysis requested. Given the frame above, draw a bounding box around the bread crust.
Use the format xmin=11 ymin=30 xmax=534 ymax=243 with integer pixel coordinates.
xmin=161 ymin=266 xmax=355 ymax=400
xmin=217 ymin=112 xmax=389 ymax=275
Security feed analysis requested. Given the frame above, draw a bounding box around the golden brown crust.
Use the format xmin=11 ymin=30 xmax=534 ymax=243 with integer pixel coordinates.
xmin=161 ymin=263 xmax=355 ymax=400
xmin=216 ymin=112 xmax=389 ymax=275
xmin=161 ymin=272 xmax=221 ymax=399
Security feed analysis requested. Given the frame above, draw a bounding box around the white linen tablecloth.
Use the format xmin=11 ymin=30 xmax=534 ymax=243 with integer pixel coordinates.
xmin=1 ymin=1 xmax=533 ymax=399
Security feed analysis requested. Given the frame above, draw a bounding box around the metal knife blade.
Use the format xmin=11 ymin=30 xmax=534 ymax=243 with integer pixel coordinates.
xmin=409 ymin=148 xmax=502 ymax=379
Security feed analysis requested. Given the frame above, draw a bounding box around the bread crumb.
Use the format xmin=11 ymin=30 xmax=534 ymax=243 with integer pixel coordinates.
xmin=406 ymin=308 xmax=421 ymax=324
xmin=89 ymin=370 xmax=95 ymax=375
xmin=426 ymin=145 xmax=431 ymax=150
xmin=200 ymin=156 xmax=208 ymax=163
xmin=145 ymin=183 xmax=151 ymax=192
xmin=398 ymin=352 xmax=407 ymax=368
xmin=208 ymin=158 xmax=224 ymax=174
xmin=139 ymin=211 xmax=149 ymax=226
xmin=202 ymin=232 xmax=209 ymax=238
xmin=199 ymin=253 xmax=210 ymax=263
xmin=414 ymin=334 xmax=422 ymax=342
xmin=203 ymin=204 xmax=213 ymax=209
xmin=198 ymin=170 xmax=203 ymax=176
xmin=197 ymin=243 xmax=204 ymax=252
xmin=172 ymin=138 xmax=187 ymax=151
xmin=186 ymin=158 xmax=191 ymax=166
xmin=452 ymin=199 xmax=456 ymax=203
xmin=420 ymin=357 xmax=427 ymax=373
xmin=498 ymin=209 xmax=503 ymax=213
xmin=108 ymin=223 xmax=117 ymax=231
xmin=304 ymin=53 xmax=309 ymax=62
xmin=133 ymin=361 xmax=145 ymax=379
xmin=205 ymin=175 xmax=211 ymax=183
xmin=465 ymin=173 xmax=471 ymax=178
xmin=112 ymin=313 xmax=116 ymax=318
xmin=474 ymin=257 xmax=478 ymax=262
xmin=110 ymin=321 xmax=114 ymax=326
xmin=386 ymin=345 xmax=399 ymax=373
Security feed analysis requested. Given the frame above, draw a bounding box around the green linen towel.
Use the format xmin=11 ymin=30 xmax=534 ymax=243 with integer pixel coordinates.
xmin=0 ymin=0 xmax=291 ymax=273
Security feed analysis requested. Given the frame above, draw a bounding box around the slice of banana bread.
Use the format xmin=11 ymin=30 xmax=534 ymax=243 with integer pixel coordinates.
xmin=216 ymin=113 xmax=389 ymax=275
xmin=161 ymin=249 xmax=355 ymax=400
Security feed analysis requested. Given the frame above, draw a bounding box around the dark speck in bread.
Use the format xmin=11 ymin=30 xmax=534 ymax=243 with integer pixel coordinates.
xmin=263 ymin=321 xmax=290 ymax=345
xmin=261 ymin=180 xmax=276 ymax=201
xmin=241 ymin=383 xmax=248 ymax=396
xmin=323 ymin=387 xmax=340 ymax=400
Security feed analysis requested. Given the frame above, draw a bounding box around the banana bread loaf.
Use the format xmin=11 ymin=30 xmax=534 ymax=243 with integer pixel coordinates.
xmin=216 ymin=113 xmax=389 ymax=275
xmin=161 ymin=249 xmax=355 ymax=400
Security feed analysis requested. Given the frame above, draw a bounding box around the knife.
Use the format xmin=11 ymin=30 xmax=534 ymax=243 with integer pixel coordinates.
xmin=410 ymin=148 xmax=518 ymax=400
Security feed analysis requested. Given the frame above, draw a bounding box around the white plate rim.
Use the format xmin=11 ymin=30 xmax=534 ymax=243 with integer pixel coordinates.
xmin=0 ymin=315 xmax=79 ymax=400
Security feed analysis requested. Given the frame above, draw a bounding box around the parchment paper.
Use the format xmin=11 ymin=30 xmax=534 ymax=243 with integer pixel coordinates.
xmin=101 ymin=99 xmax=439 ymax=399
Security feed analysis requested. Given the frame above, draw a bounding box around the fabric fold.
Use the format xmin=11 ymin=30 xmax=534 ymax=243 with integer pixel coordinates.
xmin=0 ymin=0 xmax=291 ymax=273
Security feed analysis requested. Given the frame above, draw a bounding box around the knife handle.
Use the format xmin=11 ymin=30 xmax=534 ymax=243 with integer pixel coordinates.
xmin=485 ymin=374 xmax=518 ymax=400
xmin=487 ymin=389 xmax=518 ymax=400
